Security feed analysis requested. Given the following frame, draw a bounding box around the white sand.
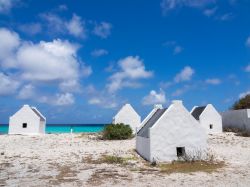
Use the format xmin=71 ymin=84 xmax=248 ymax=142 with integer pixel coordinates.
xmin=0 ymin=133 xmax=250 ymax=187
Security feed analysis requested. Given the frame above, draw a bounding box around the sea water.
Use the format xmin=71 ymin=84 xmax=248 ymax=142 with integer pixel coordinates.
xmin=0 ymin=124 xmax=105 ymax=134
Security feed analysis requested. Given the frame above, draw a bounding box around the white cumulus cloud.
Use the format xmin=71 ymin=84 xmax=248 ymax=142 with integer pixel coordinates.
xmin=87 ymin=85 xmax=118 ymax=108
xmin=205 ymin=78 xmax=221 ymax=85
xmin=163 ymin=41 xmax=183 ymax=55
xmin=17 ymin=39 xmax=80 ymax=83
xmin=93 ymin=22 xmax=112 ymax=39
xmin=91 ymin=49 xmax=108 ymax=57
xmin=161 ymin=0 xmax=216 ymax=14
xmin=0 ymin=28 xmax=20 ymax=68
xmin=107 ymin=56 xmax=153 ymax=93
xmin=239 ymin=91 xmax=250 ymax=99
xmin=0 ymin=0 xmax=15 ymax=14
xmin=54 ymin=93 xmax=75 ymax=106
xmin=174 ymin=66 xmax=195 ymax=83
xmin=18 ymin=84 xmax=35 ymax=99
xmin=66 ymin=14 xmax=86 ymax=38
xmin=245 ymin=64 xmax=250 ymax=72
xmin=19 ymin=23 xmax=42 ymax=35
xmin=41 ymin=93 xmax=75 ymax=106
xmin=0 ymin=28 xmax=91 ymax=102
xmin=142 ymin=89 xmax=166 ymax=105
xmin=41 ymin=13 xmax=86 ymax=38
xmin=173 ymin=46 xmax=183 ymax=55
xmin=246 ymin=37 xmax=250 ymax=48
xmin=217 ymin=13 xmax=233 ymax=21
xmin=172 ymin=84 xmax=192 ymax=96
xmin=203 ymin=7 xmax=217 ymax=17
xmin=0 ymin=73 xmax=20 ymax=96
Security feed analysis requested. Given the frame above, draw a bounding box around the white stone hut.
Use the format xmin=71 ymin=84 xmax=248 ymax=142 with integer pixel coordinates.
xmin=191 ymin=104 xmax=222 ymax=134
xmin=136 ymin=100 xmax=207 ymax=162
xmin=221 ymin=109 xmax=250 ymax=132
xmin=112 ymin=103 xmax=141 ymax=133
xmin=9 ymin=105 xmax=46 ymax=135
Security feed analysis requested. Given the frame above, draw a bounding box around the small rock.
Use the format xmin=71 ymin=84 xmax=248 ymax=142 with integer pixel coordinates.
xmin=0 ymin=152 xmax=4 ymax=155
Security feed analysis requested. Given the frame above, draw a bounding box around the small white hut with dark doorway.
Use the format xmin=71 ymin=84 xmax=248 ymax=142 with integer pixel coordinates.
xmin=191 ymin=104 xmax=222 ymax=134
xmin=136 ymin=100 xmax=207 ymax=162
xmin=9 ymin=105 xmax=46 ymax=135
xmin=112 ymin=103 xmax=141 ymax=133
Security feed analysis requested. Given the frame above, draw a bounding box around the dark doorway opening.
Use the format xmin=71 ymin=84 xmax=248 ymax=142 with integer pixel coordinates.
xmin=22 ymin=123 xmax=27 ymax=128
xmin=209 ymin=124 xmax=213 ymax=129
xmin=176 ymin=147 xmax=185 ymax=157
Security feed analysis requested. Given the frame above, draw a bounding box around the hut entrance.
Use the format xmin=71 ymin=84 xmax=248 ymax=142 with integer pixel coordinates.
xmin=22 ymin=123 xmax=27 ymax=128
xmin=176 ymin=147 xmax=185 ymax=157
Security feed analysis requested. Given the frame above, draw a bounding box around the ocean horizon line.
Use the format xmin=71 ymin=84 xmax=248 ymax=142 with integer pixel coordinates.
xmin=0 ymin=124 xmax=107 ymax=126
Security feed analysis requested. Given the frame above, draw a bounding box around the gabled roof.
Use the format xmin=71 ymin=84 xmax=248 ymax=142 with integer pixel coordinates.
xmin=11 ymin=105 xmax=46 ymax=122
xmin=114 ymin=103 xmax=140 ymax=118
xmin=31 ymin=107 xmax=46 ymax=122
xmin=137 ymin=108 xmax=167 ymax=138
xmin=191 ymin=106 xmax=206 ymax=120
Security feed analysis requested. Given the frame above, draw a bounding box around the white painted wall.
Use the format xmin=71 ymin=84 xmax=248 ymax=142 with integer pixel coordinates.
xmin=136 ymin=136 xmax=150 ymax=161
xmin=199 ymin=104 xmax=222 ymax=134
xmin=39 ymin=120 xmax=46 ymax=134
xmin=221 ymin=109 xmax=250 ymax=132
xmin=136 ymin=100 xmax=207 ymax=162
xmin=112 ymin=104 xmax=141 ymax=133
xmin=9 ymin=105 xmax=46 ymax=135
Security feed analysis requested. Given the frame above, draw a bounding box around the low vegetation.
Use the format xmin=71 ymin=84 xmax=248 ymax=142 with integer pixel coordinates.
xmin=159 ymin=160 xmax=224 ymax=174
xmin=102 ymin=123 xmax=133 ymax=140
xmin=87 ymin=168 xmax=131 ymax=186
xmin=150 ymin=151 xmax=224 ymax=174
xmin=236 ymin=131 xmax=250 ymax=137
xmin=232 ymin=94 xmax=250 ymax=110
xmin=101 ymin=155 xmax=126 ymax=164
xmin=224 ymin=127 xmax=250 ymax=137
xmin=84 ymin=154 xmax=138 ymax=166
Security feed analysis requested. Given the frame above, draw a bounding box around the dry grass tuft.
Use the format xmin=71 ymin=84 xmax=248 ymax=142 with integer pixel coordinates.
xmin=48 ymin=164 xmax=79 ymax=185
xmin=56 ymin=165 xmax=77 ymax=179
xmin=223 ymin=127 xmax=241 ymax=133
xmin=136 ymin=151 xmax=225 ymax=175
xmin=83 ymin=154 xmax=137 ymax=166
xmin=87 ymin=168 xmax=131 ymax=186
xmin=101 ymin=155 xmax=126 ymax=165
xmin=77 ymin=133 xmax=87 ymax=138
xmin=236 ymin=131 xmax=250 ymax=137
xmin=224 ymin=127 xmax=250 ymax=137
xmin=159 ymin=161 xmax=225 ymax=174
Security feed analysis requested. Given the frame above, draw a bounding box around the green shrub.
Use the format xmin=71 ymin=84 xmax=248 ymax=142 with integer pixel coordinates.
xmin=102 ymin=123 xmax=133 ymax=140
xmin=102 ymin=155 xmax=125 ymax=164
xmin=232 ymin=94 xmax=250 ymax=110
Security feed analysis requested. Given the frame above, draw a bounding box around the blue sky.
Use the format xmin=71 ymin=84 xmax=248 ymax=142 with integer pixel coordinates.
xmin=0 ymin=0 xmax=250 ymax=124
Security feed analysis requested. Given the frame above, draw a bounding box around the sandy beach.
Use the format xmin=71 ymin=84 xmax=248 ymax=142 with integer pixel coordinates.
xmin=0 ymin=133 xmax=250 ymax=187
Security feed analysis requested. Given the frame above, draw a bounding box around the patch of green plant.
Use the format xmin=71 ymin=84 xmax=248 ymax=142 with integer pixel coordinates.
xmin=102 ymin=155 xmax=125 ymax=164
xmin=102 ymin=123 xmax=133 ymax=140
xmin=232 ymin=94 xmax=250 ymax=110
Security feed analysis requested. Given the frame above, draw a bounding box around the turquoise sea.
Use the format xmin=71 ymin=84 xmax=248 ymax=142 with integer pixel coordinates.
xmin=0 ymin=124 xmax=105 ymax=134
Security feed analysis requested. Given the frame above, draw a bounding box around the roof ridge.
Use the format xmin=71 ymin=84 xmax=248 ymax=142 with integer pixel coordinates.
xmin=137 ymin=108 xmax=167 ymax=138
